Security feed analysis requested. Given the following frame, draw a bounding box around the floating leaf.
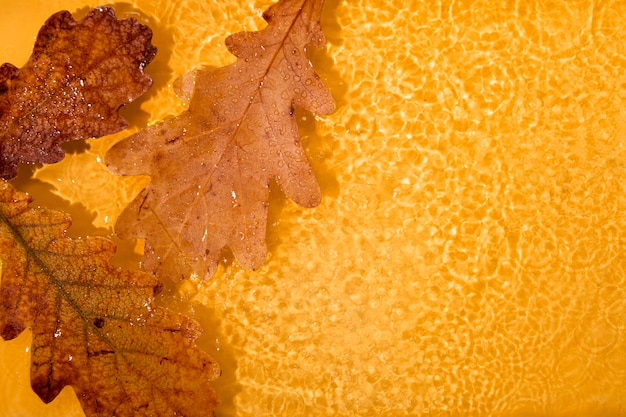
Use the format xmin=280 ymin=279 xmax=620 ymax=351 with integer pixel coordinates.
xmin=0 ymin=6 xmax=156 ymax=179
xmin=0 ymin=180 xmax=220 ymax=416
xmin=106 ymin=0 xmax=334 ymax=280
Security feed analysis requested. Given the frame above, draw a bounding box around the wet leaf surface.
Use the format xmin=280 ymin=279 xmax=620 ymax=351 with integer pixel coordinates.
xmin=0 ymin=7 xmax=156 ymax=179
xmin=0 ymin=180 xmax=220 ymax=416
xmin=106 ymin=0 xmax=334 ymax=280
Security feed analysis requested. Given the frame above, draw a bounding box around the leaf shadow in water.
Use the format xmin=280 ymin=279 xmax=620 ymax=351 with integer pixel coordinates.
xmin=10 ymin=164 xmax=144 ymax=270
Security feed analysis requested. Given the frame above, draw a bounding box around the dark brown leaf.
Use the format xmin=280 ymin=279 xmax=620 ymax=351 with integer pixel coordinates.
xmin=0 ymin=7 xmax=156 ymax=179
xmin=106 ymin=0 xmax=333 ymax=280
xmin=0 ymin=180 xmax=220 ymax=416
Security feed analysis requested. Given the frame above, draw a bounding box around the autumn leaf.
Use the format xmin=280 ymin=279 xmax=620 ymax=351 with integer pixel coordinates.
xmin=0 ymin=180 xmax=220 ymax=416
xmin=106 ymin=0 xmax=334 ymax=280
xmin=0 ymin=6 xmax=156 ymax=180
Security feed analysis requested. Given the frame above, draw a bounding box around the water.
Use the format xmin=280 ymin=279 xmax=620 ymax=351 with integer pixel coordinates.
xmin=2 ymin=0 xmax=626 ymax=416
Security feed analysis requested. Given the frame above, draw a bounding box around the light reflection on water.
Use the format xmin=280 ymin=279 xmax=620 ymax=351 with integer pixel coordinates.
xmin=2 ymin=0 xmax=626 ymax=416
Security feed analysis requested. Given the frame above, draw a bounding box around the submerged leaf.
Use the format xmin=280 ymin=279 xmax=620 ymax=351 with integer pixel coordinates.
xmin=0 ymin=180 xmax=220 ymax=416
xmin=106 ymin=0 xmax=334 ymax=280
xmin=0 ymin=7 xmax=156 ymax=179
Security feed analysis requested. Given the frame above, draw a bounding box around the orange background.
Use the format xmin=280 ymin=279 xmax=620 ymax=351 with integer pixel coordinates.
xmin=1 ymin=0 xmax=626 ymax=416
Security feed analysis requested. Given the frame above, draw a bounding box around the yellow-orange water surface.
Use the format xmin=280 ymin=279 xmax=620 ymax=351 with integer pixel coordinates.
xmin=2 ymin=0 xmax=626 ymax=416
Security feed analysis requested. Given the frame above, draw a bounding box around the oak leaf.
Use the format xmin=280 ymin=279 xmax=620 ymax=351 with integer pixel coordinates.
xmin=0 ymin=7 xmax=156 ymax=179
xmin=106 ymin=0 xmax=334 ymax=280
xmin=0 ymin=180 xmax=220 ymax=416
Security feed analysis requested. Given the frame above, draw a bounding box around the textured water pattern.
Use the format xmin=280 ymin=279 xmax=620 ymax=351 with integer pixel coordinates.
xmin=1 ymin=0 xmax=626 ymax=416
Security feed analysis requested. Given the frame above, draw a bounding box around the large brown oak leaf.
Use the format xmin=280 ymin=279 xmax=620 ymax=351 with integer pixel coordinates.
xmin=106 ymin=0 xmax=334 ymax=280
xmin=0 ymin=7 xmax=156 ymax=179
xmin=0 ymin=180 xmax=220 ymax=416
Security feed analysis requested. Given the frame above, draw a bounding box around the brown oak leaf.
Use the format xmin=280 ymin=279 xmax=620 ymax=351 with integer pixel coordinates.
xmin=0 ymin=7 xmax=156 ymax=179
xmin=106 ymin=0 xmax=334 ymax=280
xmin=0 ymin=180 xmax=220 ymax=416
